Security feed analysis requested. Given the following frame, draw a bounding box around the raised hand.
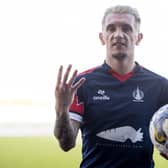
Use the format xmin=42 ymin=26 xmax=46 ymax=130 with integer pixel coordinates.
xmin=55 ymin=64 xmax=85 ymax=114
xmin=54 ymin=64 xmax=85 ymax=151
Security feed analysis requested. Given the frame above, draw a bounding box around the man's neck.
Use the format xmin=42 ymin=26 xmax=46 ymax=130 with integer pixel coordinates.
xmin=106 ymin=59 xmax=136 ymax=75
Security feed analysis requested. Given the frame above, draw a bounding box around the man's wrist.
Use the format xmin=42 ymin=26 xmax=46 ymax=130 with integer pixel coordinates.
xmin=55 ymin=104 xmax=69 ymax=115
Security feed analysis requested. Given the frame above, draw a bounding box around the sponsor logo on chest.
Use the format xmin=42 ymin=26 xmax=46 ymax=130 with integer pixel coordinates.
xmin=93 ymin=89 xmax=110 ymax=100
xmin=97 ymin=126 xmax=144 ymax=143
xmin=92 ymin=86 xmax=144 ymax=102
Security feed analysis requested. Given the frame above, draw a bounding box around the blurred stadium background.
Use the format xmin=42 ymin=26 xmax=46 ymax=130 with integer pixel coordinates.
xmin=1 ymin=0 xmax=168 ymax=167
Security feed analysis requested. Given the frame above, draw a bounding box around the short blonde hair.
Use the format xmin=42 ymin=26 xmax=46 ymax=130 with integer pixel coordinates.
xmin=102 ymin=5 xmax=141 ymax=31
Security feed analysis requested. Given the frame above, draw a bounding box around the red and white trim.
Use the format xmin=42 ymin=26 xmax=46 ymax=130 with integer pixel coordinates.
xmin=69 ymin=112 xmax=83 ymax=123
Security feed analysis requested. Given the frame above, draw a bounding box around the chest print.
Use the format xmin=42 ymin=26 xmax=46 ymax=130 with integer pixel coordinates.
xmin=92 ymin=89 xmax=110 ymax=100
xmin=132 ymin=86 xmax=144 ymax=102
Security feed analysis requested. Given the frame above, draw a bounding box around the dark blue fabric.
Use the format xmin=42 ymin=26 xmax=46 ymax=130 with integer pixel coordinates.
xmin=74 ymin=62 xmax=168 ymax=168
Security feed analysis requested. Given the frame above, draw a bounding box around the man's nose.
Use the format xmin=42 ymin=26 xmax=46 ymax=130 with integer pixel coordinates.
xmin=113 ymin=28 xmax=124 ymax=38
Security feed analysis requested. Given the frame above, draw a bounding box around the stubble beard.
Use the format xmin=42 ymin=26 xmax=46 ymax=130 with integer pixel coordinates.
xmin=112 ymin=53 xmax=127 ymax=61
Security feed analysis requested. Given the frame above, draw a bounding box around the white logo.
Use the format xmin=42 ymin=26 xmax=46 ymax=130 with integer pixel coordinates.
xmin=132 ymin=86 xmax=144 ymax=102
xmin=96 ymin=126 xmax=143 ymax=143
xmin=93 ymin=89 xmax=110 ymax=100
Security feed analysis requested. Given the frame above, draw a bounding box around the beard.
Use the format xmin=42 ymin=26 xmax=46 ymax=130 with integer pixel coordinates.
xmin=112 ymin=53 xmax=127 ymax=61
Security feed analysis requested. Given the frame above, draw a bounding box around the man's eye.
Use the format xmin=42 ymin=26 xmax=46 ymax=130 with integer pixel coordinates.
xmin=122 ymin=26 xmax=131 ymax=32
xmin=107 ymin=26 xmax=115 ymax=32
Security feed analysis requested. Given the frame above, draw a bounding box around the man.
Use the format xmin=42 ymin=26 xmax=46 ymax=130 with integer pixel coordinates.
xmin=54 ymin=5 xmax=168 ymax=168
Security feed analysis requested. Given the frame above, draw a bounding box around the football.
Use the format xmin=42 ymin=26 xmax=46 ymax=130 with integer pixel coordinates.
xmin=149 ymin=104 xmax=168 ymax=153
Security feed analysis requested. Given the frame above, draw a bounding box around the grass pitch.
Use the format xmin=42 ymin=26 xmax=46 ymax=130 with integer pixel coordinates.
xmin=0 ymin=136 xmax=167 ymax=168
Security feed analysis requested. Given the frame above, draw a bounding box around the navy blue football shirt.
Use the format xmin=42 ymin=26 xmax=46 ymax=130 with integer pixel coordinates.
xmin=69 ymin=62 xmax=168 ymax=168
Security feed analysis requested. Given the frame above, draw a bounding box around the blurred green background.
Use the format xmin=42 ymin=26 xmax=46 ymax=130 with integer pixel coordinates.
xmin=0 ymin=136 xmax=167 ymax=168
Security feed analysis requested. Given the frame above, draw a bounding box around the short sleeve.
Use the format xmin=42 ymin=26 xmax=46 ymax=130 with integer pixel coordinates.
xmin=69 ymin=78 xmax=85 ymax=123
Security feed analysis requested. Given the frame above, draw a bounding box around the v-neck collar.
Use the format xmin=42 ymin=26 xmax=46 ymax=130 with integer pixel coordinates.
xmin=102 ymin=61 xmax=140 ymax=82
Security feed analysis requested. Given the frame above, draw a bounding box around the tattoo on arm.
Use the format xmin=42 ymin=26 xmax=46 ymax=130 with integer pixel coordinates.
xmin=54 ymin=113 xmax=78 ymax=151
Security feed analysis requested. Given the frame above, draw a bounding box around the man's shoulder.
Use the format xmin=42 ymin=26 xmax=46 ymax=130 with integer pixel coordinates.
xmin=77 ymin=65 xmax=103 ymax=78
xmin=140 ymin=65 xmax=168 ymax=81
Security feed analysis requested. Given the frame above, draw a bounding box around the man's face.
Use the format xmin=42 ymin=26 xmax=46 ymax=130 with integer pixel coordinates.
xmin=100 ymin=13 xmax=142 ymax=61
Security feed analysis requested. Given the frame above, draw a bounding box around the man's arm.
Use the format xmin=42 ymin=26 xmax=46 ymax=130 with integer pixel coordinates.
xmin=54 ymin=106 xmax=80 ymax=151
xmin=54 ymin=64 xmax=85 ymax=151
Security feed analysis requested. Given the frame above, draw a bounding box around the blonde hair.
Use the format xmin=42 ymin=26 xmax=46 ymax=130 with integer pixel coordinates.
xmin=102 ymin=5 xmax=141 ymax=31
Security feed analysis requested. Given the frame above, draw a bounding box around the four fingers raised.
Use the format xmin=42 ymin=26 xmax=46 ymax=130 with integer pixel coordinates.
xmin=56 ymin=64 xmax=85 ymax=91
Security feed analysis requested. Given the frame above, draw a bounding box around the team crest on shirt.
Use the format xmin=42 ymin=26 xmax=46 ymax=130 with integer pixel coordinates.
xmin=132 ymin=86 xmax=144 ymax=102
xmin=93 ymin=89 xmax=110 ymax=100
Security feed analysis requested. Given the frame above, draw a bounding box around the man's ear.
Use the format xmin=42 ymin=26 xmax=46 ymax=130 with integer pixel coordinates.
xmin=99 ymin=32 xmax=105 ymax=45
xmin=136 ymin=33 xmax=143 ymax=46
